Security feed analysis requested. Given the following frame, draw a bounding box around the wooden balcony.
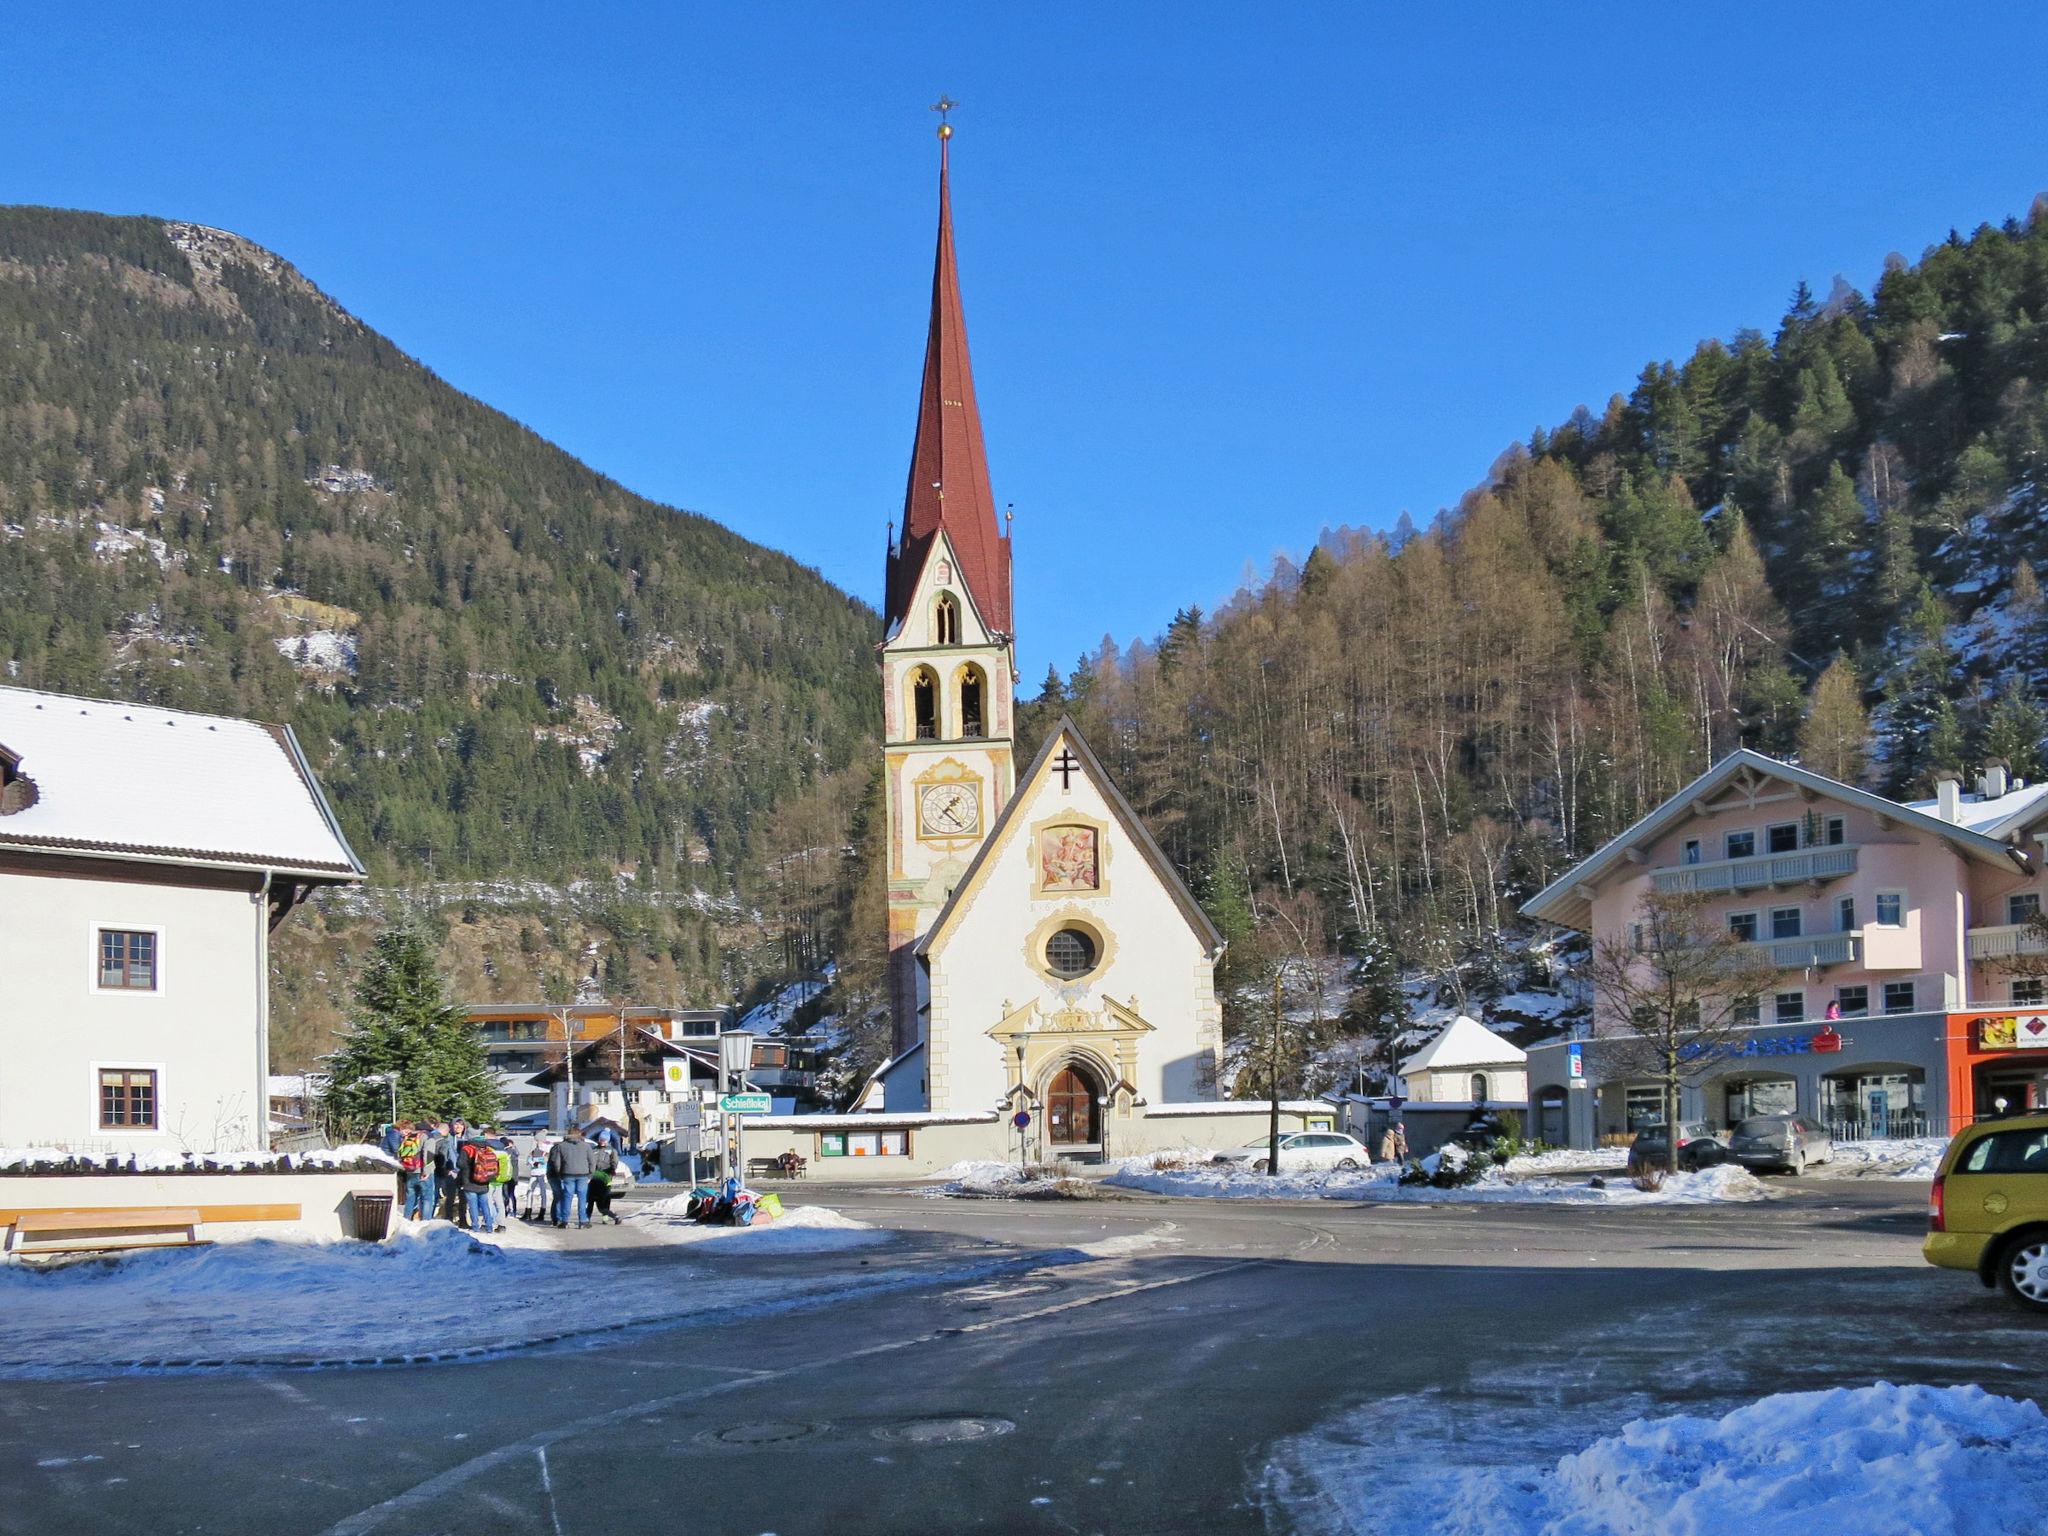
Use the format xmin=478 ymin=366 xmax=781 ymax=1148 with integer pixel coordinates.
xmin=1651 ymin=845 xmax=1858 ymax=896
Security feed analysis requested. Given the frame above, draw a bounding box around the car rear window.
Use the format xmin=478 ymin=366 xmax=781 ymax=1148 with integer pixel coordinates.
xmin=1961 ymin=1129 xmax=2048 ymax=1175
xmin=1736 ymin=1118 xmax=1787 ymax=1137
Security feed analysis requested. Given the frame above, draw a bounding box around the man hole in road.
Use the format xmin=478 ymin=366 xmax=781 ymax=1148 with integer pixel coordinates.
xmin=701 ymin=1421 xmax=827 ymax=1448
xmin=870 ymin=1416 xmax=1016 ymax=1446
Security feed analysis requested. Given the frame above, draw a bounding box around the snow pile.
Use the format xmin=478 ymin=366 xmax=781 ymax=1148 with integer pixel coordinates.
xmin=629 ymin=1197 xmax=885 ymax=1252
xmin=1826 ymin=1137 xmax=1950 ymax=1181
xmin=273 ymin=629 xmax=359 ymax=674
xmin=0 ymin=1209 xmax=885 ymax=1376
xmin=0 ymin=1144 xmax=396 ymax=1173
xmin=1272 ymin=1383 xmax=2048 ymax=1535
xmin=1104 ymin=1158 xmax=1770 ymax=1205
xmin=1501 ymin=1146 xmax=1629 ymax=1174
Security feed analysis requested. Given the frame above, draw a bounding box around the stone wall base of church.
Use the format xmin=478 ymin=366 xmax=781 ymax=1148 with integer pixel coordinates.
xmin=736 ymin=1104 xmax=1336 ymax=1181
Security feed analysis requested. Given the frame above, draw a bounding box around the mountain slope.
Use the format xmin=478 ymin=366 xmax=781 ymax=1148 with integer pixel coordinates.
xmin=0 ymin=207 xmax=878 ymax=885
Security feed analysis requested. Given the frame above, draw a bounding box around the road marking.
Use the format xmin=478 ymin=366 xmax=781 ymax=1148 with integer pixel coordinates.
xmin=316 ymin=1257 xmax=1261 ymax=1536
xmin=536 ymin=1446 xmax=564 ymax=1536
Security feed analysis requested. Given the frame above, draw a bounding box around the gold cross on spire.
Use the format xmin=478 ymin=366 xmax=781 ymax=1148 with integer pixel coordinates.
xmin=931 ymin=95 xmax=957 ymax=140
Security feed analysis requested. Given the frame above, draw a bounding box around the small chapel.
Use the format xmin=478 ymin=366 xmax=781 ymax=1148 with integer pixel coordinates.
xmin=867 ymin=111 xmax=1229 ymax=1153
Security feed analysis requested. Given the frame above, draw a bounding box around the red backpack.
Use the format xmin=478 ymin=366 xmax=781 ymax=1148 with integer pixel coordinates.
xmin=466 ymin=1142 xmax=500 ymax=1185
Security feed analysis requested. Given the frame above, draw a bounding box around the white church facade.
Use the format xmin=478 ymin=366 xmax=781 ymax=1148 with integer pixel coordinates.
xmin=743 ymin=122 xmax=1331 ymax=1174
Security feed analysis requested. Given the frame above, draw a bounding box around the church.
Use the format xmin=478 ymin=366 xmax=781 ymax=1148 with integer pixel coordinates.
xmin=746 ymin=118 xmax=1333 ymax=1172
xmin=869 ymin=114 xmax=1229 ymax=1148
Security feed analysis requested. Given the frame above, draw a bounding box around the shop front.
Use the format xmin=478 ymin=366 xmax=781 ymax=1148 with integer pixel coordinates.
xmin=1943 ymin=1010 xmax=2048 ymax=1133
xmin=1527 ymin=1012 xmax=1951 ymax=1151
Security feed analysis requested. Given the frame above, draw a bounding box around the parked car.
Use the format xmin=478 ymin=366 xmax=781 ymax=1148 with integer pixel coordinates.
xmin=1925 ymin=1112 xmax=2048 ymax=1313
xmin=1727 ymin=1114 xmax=1834 ymax=1174
xmin=1213 ymin=1131 xmax=1372 ymax=1174
xmin=1627 ymin=1121 xmax=1727 ymax=1173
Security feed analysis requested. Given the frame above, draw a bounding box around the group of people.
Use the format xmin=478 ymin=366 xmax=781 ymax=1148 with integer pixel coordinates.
xmin=377 ymin=1119 xmax=631 ymax=1232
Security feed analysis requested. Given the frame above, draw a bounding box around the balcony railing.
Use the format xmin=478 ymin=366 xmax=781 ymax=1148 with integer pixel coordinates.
xmin=1738 ymin=931 xmax=1861 ymax=969
xmin=1652 ymin=845 xmax=1858 ymax=895
xmin=1966 ymin=922 xmax=2048 ymax=961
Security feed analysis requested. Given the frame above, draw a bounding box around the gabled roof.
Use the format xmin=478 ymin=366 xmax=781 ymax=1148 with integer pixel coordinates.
xmin=1521 ymin=748 xmax=2027 ymax=930
xmin=1400 ymin=1015 xmax=1525 ymax=1075
xmin=884 ymin=131 xmax=1012 ymax=636
xmin=0 ymin=684 xmax=363 ymax=879
xmin=915 ymin=716 xmax=1224 ymax=960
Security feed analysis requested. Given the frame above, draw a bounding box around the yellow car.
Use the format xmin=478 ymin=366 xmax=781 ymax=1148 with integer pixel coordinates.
xmin=1924 ymin=1111 xmax=2048 ymax=1313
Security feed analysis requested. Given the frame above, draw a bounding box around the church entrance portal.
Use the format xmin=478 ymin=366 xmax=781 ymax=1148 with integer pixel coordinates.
xmin=1046 ymin=1064 xmax=1102 ymax=1148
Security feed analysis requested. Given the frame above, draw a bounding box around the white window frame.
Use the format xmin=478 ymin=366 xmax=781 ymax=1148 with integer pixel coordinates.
xmin=1823 ymin=815 xmax=1846 ymax=847
xmin=89 ymin=923 xmax=166 ymax=996
xmin=1682 ymin=838 xmax=1702 ymax=865
xmin=1769 ymin=906 xmax=1803 ymax=940
xmin=1834 ymin=984 xmax=1869 ymax=1018
xmin=1836 ymin=895 xmax=1856 ymax=933
xmin=1774 ymin=990 xmax=1806 ymax=1025
xmin=2013 ymin=978 xmax=2046 ymax=1007
xmin=89 ymin=1058 xmax=169 ymax=1135
xmin=1724 ymin=828 xmax=1757 ymax=860
xmin=1727 ymin=909 xmax=1759 ymax=942
xmin=2008 ymin=891 xmax=2041 ymax=927
xmin=1765 ymin=821 xmax=1801 ymax=854
xmin=1882 ymin=981 xmax=1917 ymax=1015
xmin=1873 ymin=891 xmax=1905 ymax=928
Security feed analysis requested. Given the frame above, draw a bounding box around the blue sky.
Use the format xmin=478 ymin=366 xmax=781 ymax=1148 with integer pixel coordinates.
xmin=6 ymin=6 xmax=2046 ymax=681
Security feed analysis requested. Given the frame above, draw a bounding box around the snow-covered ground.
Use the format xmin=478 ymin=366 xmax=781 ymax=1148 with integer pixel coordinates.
xmin=1267 ymin=1382 xmax=2048 ymax=1536
xmin=1105 ymin=1154 xmax=1769 ymax=1205
xmin=0 ymin=1143 xmax=395 ymax=1172
xmin=0 ymin=1205 xmax=885 ymax=1375
xmin=1821 ymin=1136 xmax=1950 ymax=1181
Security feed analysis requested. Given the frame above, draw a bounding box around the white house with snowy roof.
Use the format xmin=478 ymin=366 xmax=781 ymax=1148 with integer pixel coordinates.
xmin=1398 ymin=1016 xmax=1528 ymax=1106
xmin=0 ymin=685 xmax=363 ymax=1154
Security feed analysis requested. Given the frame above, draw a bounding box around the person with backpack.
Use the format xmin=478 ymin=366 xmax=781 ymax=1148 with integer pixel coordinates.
xmin=588 ymin=1130 xmax=624 ymax=1226
xmin=456 ymin=1131 xmax=502 ymax=1233
xmin=396 ymin=1120 xmax=433 ymax=1220
xmin=547 ymin=1124 xmax=597 ymax=1229
xmin=436 ymin=1119 xmax=469 ymax=1223
xmin=487 ymin=1127 xmax=517 ymax=1231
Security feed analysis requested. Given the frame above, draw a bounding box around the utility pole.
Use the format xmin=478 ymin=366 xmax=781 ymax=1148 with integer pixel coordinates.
xmin=1267 ymin=969 xmax=1284 ymax=1177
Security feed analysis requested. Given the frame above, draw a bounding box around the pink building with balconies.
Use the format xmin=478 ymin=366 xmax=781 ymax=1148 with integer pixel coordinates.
xmin=1522 ymin=750 xmax=2048 ymax=1147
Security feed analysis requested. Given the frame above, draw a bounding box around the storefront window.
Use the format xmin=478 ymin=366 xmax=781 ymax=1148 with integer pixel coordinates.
xmin=1623 ymin=1085 xmax=1665 ymax=1131
xmin=1725 ymin=1077 xmax=1797 ymax=1121
xmin=1821 ymin=1071 xmax=1925 ymax=1138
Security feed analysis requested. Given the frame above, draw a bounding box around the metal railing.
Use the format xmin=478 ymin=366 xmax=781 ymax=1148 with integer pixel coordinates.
xmin=1966 ymin=923 xmax=2048 ymax=961
xmin=1653 ymin=845 xmax=1858 ymax=895
xmin=1823 ymin=1111 xmax=1932 ymax=1142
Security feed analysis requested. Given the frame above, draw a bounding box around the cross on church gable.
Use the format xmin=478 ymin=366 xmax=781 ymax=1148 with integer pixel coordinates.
xmin=1051 ymin=747 xmax=1081 ymax=792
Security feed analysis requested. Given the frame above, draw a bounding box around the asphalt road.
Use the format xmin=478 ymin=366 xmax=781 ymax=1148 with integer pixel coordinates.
xmin=1 ymin=1179 xmax=2039 ymax=1536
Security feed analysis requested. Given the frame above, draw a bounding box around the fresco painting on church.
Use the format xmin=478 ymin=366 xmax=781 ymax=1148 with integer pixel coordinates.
xmin=1038 ymin=825 xmax=1099 ymax=892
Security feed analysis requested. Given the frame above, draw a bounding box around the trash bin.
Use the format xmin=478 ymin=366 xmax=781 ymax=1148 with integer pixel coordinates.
xmin=350 ymin=1192 xmax=394 ymax=1242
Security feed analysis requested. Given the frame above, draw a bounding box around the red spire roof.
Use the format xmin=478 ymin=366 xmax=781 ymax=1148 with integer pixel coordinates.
xmin=886 ymin=131 xmax=1012 ymax=636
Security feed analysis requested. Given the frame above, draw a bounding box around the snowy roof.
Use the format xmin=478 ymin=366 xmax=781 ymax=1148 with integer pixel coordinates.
xmin=0 ymin=685 xmax=363 ymax=879
xmin=1902 ymin=779 xmax=2048 ymax=836
xmin=1400 ymin=1016 xmax=1526 ymax=1074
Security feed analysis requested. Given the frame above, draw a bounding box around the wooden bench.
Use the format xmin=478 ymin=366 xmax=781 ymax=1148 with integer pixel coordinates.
xmin=746 ymin=1156 xmax=806 ymax=1181
xmin=1 ymin=1202 xmax=302 ymax=1256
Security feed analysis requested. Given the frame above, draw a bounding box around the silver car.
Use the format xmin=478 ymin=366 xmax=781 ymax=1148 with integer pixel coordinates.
xmin=1727 ymin=1114 xmax=1834 ymax=1175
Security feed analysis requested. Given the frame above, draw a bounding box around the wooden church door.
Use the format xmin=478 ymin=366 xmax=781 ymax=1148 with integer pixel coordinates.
xmin=1046 ymin=1065 xmax=1100 ymax=1146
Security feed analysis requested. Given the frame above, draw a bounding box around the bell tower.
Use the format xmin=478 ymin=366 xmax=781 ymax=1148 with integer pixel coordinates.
xmin=879 ymin=103 xmax=1017 ymax=1074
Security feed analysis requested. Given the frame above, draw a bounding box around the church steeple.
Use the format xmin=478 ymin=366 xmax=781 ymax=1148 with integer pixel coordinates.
xmin=886 ymin=106 xmax=1012 ymax=638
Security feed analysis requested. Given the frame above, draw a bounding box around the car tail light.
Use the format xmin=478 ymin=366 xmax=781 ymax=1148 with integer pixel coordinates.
xmin=1929 ymin=1175 xmax=1945 ymax=1233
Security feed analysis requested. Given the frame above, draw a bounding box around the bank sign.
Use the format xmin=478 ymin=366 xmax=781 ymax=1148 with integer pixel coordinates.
xmin=1680 ymin=1027 xmax=1844 ymax=1063
xmin=1976 ymin=1013 xmax=2048 ymax=1051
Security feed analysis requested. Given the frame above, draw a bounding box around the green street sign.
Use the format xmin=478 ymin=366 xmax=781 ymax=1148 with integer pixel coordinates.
xmin=719 ymin=1092 xmax=773 ymax=1115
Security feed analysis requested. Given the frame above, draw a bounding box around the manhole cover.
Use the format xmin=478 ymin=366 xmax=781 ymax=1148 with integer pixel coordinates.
xmin=701 ymin=1420 xmax=825 ymax=1448
xmin=871 ymin=1416 xmax=1016 ymax=1447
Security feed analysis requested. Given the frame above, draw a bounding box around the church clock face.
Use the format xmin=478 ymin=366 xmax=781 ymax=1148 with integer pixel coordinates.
xmin=919 ymin=780 xmax=980 ymax=839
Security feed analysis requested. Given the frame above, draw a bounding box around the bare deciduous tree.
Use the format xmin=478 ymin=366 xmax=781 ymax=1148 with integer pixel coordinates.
xmin=1587 ymin=890 xmax=1781 ymax=1173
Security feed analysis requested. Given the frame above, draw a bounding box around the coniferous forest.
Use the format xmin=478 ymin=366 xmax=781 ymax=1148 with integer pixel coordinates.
xmin=5 ymin=200 xmax=2048 ymax=1087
